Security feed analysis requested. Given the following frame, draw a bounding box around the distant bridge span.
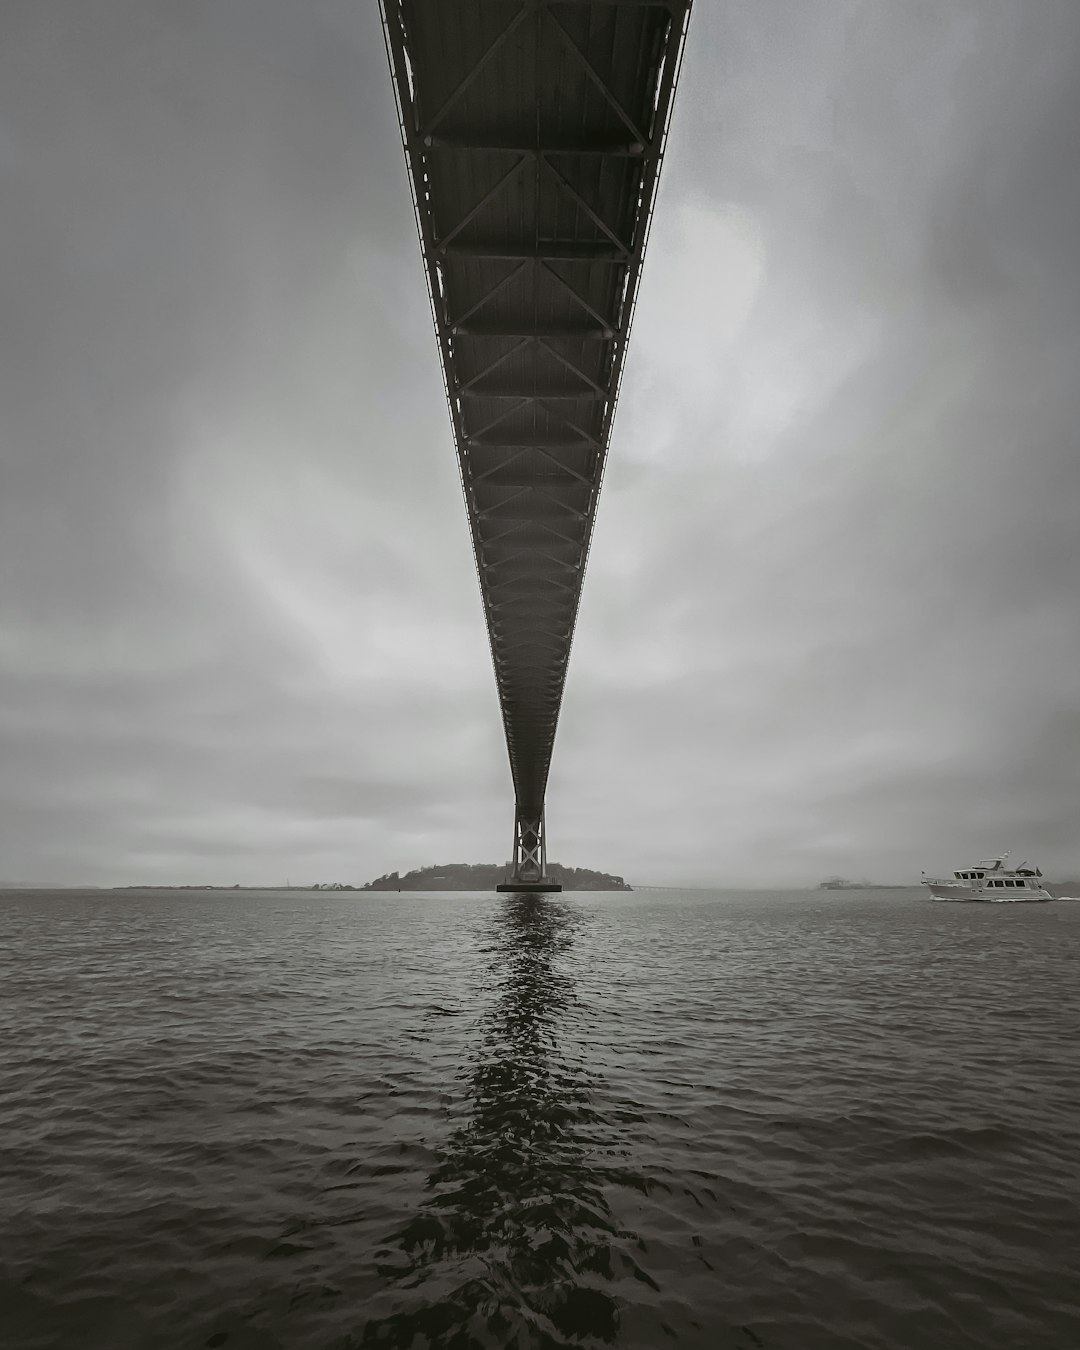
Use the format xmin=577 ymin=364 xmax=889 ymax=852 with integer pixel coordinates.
xmin=381 ymin=0 xmax=691 ymax=887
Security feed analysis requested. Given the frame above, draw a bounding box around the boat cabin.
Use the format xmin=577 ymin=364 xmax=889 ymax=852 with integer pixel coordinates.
xmin=950 ymin=857 xmax=1043 ymax=890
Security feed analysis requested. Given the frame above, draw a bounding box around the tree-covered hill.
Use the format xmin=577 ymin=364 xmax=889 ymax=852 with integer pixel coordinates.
xmin=362 ymin=863 xmax=631 ymax=891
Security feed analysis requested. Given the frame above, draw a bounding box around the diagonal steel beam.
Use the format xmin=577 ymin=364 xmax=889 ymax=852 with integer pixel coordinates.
xmin=543 ymin=9 xmax=649 ymax=147
xmin=480 ymin=518 xmax=532 ymax=546
xmin=491 ymin=619 xmax=571 ymax=641
xmin=538 ymin=401 xmax=602 ymax=447
xmin=500 ymin=681 xmax=563 ymax=696
xmin=448 ymin=261 xmax=528 ymax=331
xmin=534 ymin=448 xmax=594 ymax=483
xmin=540 ymin=155 xmax=630 ymax=254
xmin=422 ymin=6 xmax=530 ymax=136
xmin=530 ymin=487 xmax=590 ymax=520
xmin=488 ymin=571 xmax=576 ymax=594
xmin=494 ymin=636 xmax=567 ymax=653
xmin=539 ymin=262 xmax=618 ymax=333
xmin=468 ymin=449 xmax=533 ymax=484
xmin=536 ymin=340 xmax=609 ymax=396
xmin=484 ymin=547 xmax=580 ymax=573
xmin=487 ymin=593 xmax=570 ymax=612
xmin=436 ymin=157 xmax=526 ymax=251
xmin=457 ymin=338 xmax=531 ymax=392
xmin=465 ymin=398 xmax=533 ymax=442
xmin=482 ymin=517 xmax=583 ymax=548
xmin=474 ymin=487 xmax=532 ymax=519
xmin=535 ymin=520 xmax=585 ymax=548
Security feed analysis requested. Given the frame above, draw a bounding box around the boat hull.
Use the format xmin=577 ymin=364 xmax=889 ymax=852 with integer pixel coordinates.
xmin=924 ymin=882 xmax=1053 ymax=903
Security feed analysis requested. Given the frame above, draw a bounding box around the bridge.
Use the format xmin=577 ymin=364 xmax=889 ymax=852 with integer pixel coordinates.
xmin=380 ymin=0 xmax=691 ymax=889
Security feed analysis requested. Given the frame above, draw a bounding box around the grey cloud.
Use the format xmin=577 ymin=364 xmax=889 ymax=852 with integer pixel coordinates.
xmin=2 ymin=0 xmax=1079 ymax=886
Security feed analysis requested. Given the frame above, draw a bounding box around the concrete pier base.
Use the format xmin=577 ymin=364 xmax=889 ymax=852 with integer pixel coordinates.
xmin=497 ymin=881 xmax=562 ymax=893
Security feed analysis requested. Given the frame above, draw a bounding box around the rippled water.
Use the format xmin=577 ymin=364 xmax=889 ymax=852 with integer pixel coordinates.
xmin=2 ymin=887 xmax=1079 ymax=1349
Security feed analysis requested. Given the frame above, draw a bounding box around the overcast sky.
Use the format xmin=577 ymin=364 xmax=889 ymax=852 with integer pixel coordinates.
xmin=2 ymin=1 xmax=1079 ymax=887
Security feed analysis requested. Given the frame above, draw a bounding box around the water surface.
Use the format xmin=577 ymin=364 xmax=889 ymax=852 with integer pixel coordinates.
xmin=2 ymin=887 xmax=1078 ymax=1348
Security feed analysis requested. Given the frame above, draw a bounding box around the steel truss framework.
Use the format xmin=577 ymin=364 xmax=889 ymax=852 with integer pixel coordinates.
xmin=381 ymin=0 xmax=690 ymax=883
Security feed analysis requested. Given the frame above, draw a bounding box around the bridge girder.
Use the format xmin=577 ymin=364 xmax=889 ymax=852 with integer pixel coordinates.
xmin=381 ymin=0 xmax=690 ymax=879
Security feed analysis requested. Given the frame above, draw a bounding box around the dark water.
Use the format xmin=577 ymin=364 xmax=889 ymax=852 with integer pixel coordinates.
xmin=2 ymin=887 xmax=1079 ymax=1350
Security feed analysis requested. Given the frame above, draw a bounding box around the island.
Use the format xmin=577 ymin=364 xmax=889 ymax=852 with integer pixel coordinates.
xmin=362 ymin=863 xmax=631 ymax=891
xmin=817 ymin=877 xmax=901 ymax=890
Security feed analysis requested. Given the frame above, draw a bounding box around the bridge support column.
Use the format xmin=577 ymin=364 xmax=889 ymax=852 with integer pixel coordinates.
xmin=497 ymin=804 xmax=561 ymax=892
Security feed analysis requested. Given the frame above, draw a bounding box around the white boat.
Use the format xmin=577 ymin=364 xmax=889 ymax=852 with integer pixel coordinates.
xmin=921 ymin=854 xmax=1053 ymax=902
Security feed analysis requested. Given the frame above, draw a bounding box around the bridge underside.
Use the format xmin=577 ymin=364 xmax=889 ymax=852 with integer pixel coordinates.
xmin=381 ymin=0 xmax=689 ymax=884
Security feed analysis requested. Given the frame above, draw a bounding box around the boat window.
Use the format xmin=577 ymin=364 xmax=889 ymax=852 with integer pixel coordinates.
xmin=975 ymin=872 xmax=984 ymax=878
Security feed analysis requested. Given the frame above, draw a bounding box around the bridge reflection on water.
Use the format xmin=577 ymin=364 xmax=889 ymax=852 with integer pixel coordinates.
xmin=361 ymin=893 xmax=654 ymax=1348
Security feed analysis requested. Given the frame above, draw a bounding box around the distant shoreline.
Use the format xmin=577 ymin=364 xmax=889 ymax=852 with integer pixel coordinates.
xmin=15 ymin=881 xmax=1078 ymax=893
xmin=3 ymin=882 xmax=929 ymax=892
